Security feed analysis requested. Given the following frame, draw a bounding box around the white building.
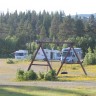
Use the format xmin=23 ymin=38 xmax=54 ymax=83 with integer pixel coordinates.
xmin=14 ymin=50 xmax=28 ymax=59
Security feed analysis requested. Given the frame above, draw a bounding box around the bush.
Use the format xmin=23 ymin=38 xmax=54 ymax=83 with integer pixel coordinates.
xmin=44 ymin=70 xmax=57 ymax=81
xmin=44 ymin=72 xmax=52 ymax=80
xmin=7 ymin=59 xmax=14 ymax=64
xmin=16 ymin=69 xmax=38 ymax=81
xmin=39 ymin=72 xmax=45 ymax=79
xmin=16 ymin=69 xmax=24 ymax=81
xmin=24 ymin=70 xmax=38 ymax=80
xmin=16 ymin=69 xmax=57 ymax=81
xmin=83 ymin=47 xmax=96 ymax=65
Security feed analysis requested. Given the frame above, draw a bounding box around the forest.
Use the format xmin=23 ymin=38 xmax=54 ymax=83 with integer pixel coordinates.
xmin=0 ymin=10 xmax=96 ymax=58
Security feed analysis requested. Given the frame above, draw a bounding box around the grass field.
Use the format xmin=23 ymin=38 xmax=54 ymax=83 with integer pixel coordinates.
xmin=0 ymin=85 xmax=96 ymax=96
xmin=3 ymin=59 xmax=96 ymax=81
xmin=0 ymin=59 xmax=96 ymax=96
xmin=23 ymin=60 xmax=96 ymax=81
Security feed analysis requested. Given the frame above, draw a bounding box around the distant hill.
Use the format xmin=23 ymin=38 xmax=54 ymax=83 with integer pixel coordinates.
xmin=72 ymin=13 xmax=96 ymax=18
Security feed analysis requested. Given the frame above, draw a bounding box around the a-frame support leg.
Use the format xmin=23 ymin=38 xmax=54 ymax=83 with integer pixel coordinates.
xmin=27 ymin=43 xmax=53 ymax=71
xmin=72 ymin=46 xmax=87 ymax=75
xmin=27 ymin=44 xmax=41 ymax=71
xmin=57 ymin=46 xmax=87 ymax=75
xmin=40 ymin=46 xmax=53 ymax=70
xmin=57 ymin=47 xmax=72 ymax=75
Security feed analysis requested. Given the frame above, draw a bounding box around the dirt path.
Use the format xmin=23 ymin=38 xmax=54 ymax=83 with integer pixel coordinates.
xmin=1 ymin=81 xmax=96 ymax=88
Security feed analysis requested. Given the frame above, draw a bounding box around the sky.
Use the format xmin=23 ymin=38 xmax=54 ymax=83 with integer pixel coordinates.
xmin=0 ymin=0 xmax=96 ymax=15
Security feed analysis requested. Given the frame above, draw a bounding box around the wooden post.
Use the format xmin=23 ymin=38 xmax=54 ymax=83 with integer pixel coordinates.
xmin=27 ymin=42 xmax=53 ymax=71
xmin=41 ymin=46 xmax=53 ymax=70
xmin=27 ymin=44 xmax=41 ymax=71
xmin=72 ymin=46 xmax=87 ymax=75
xmin=57 ymin=46 xmax=72 ymax=75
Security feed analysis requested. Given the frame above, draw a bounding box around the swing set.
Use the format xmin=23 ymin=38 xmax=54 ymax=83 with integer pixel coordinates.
xmin=27 ymin=41 xmax=87 ymax=75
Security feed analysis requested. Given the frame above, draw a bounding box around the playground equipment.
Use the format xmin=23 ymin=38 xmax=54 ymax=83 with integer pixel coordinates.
xmin=27 ymin=41 xmax=87 ymax=75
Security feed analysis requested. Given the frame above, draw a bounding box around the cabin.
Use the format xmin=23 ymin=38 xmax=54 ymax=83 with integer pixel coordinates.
xmin=14 ymin=50 xmax=28 ymax=59
xmin=35 ymin=48 xmax=61 ymax=60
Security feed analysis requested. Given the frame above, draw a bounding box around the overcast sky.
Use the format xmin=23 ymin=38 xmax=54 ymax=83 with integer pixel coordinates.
xmin=0 ymin=0 xmax=96 ymax=15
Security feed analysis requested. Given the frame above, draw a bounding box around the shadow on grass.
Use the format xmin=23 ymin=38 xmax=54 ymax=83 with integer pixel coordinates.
xmin=0 ymin=85 xmax=94 ymax=96
xmin=29 ymin=86 xmax=92 ymax=96
xmin=0 ymin=86 xmax=38 ymax=96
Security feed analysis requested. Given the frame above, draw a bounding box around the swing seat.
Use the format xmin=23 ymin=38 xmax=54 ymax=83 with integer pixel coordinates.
xmin=61 ymin=71 xmax=68 ymax=74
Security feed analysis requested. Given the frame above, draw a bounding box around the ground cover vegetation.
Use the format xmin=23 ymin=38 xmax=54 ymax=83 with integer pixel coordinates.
xmin=16 ymin=69 xmax=57 ymax=81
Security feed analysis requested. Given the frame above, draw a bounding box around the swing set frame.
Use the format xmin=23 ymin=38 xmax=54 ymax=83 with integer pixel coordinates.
xmin=27 ymin=41 xmax=87 ymax=75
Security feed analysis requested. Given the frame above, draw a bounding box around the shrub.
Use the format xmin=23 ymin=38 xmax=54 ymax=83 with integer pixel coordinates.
xmin=39 ymin=72 xmax=45 ymax=79
xmin=83 ymin=47 xmax=96 ymax=65
xmin=7 ymin=59 xmax=14 ymax=64
xmin=16 ymin=69 xmax=38 ymax=81
xmin=44 ymin=72 xmax=52 ymax=80
xmin=16 ymin=69 xmax=24 ymax=81
xmin=16 ymin=69 xmax=57 ymax=81
xmin=24 ymin=70 xmax=38 ymax=80
xmin=44 ymin=70 xmax=57 ymax=81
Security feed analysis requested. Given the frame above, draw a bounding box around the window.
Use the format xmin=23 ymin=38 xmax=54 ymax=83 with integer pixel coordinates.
xmin=15 ymin=53 xmax=24 ymax=56
xmin=62 ymin=52 xmax=72 ymax=57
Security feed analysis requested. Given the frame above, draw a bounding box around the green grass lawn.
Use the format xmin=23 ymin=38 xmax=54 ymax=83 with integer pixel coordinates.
xmin=0 ymin=86 xmax=96 ymax=96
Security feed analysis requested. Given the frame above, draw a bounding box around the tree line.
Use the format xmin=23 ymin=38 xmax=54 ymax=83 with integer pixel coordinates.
xmin=0 ymin=10 xmax=96 ymax=57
